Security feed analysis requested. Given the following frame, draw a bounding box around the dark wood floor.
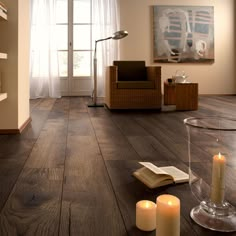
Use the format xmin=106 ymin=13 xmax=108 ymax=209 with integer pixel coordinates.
xmin=0 ymin=96 xmax=236 ymax=236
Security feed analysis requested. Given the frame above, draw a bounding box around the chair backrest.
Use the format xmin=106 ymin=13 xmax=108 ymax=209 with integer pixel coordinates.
xmin=113 ymin=61 xmax=147 ymax=81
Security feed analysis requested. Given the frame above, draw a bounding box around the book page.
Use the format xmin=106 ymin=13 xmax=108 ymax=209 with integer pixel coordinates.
xmin=133 ymin=167 xmax=173 ymax=188
xmin=139 ymin=162 xmax=168 ymax=175
xmin=160 ymin=166 xmax=189 ymax=183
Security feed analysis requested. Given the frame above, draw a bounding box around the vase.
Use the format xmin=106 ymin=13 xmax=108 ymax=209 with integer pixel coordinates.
xmin=184 ymin=116 xmax=236 ymax=232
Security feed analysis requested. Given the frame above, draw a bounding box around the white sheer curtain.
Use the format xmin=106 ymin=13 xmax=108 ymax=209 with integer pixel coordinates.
xmin=30 ymin=0 xmax=61 ymax=99
xmin=92 ymin=0 xmax=120 ymax=97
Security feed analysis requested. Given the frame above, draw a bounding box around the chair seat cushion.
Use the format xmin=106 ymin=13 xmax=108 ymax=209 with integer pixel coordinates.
xmin=116 ymin=81 xmax=155 ymax=89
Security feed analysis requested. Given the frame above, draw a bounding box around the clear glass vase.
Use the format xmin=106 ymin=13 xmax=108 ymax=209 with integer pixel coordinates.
xmin=184 ymin=116 xmax=236 ymax=232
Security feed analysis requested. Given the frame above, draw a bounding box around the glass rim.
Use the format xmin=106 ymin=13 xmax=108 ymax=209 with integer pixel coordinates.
xmin=184 ymin=116 xmax=236 ymax=131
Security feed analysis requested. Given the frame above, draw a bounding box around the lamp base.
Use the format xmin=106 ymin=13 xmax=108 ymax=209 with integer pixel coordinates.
xmin=190 ymin=203 xmax=236 ymax=232
xmin=87 ymin=102 xmax=104 ymax=107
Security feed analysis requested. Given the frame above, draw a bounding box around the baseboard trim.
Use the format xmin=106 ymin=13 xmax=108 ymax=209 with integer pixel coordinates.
xmin=19 ymin=117 xmax=32 ymax=133
xmin=0 ymin=117 xmax=32 ymax=134
xmin=199 ymin=94 xmax=236 ymax=96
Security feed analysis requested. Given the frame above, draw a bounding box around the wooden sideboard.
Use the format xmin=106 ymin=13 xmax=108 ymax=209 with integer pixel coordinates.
xmin=164 ymin=82 xmax=198 ymax=110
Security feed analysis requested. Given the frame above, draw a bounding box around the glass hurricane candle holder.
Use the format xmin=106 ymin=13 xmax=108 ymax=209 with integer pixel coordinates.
xmin=184 ymin=117 xmax=236 ymax=232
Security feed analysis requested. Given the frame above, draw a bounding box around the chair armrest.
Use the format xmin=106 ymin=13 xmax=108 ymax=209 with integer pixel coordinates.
xmin=146 ymin=66 xmax=161 ymax=80
xmin=146 ymin=66 xmax=161 ymax=89
xmin=105 ymin=66 xmax=117 ymax=107
xmin=107 ymin=66 xmax=117 ymax=83
xmin=105 ymin=66 xmax=118 ymax=90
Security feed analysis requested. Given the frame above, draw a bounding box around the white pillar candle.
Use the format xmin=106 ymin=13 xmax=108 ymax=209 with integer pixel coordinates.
xmin=211 ymin=153 xmax=226 ymax=204
xmin=136 ymin=200 xmax=156 ymax=231
xmin=156 ymin=194 xmax=180 ymax=236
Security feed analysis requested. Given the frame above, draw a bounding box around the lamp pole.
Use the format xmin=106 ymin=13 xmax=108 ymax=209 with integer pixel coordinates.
xmin=88 ymin=30 xmax=128 ymax=107
xmin=91 ymin=37 xmax=112 ymax=107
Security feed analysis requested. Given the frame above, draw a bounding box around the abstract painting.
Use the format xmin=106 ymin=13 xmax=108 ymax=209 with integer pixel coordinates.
xmin=153 ymin=5 xmax=214 ymax=63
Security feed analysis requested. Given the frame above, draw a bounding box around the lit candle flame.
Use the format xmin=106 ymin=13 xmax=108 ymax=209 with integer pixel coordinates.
xmin=167 ymin=201 xmax=172 ymax=206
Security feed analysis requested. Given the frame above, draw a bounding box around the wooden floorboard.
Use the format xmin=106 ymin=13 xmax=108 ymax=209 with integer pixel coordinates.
xmin=60 ymin=102 xmax=126 ymax=235
xmin=0 ymin=96 xmax=235 ymax=236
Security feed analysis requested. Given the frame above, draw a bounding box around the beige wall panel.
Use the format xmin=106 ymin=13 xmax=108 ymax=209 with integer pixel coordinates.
xmin=18 ymin=0 xmax=30 ymax=128
xmin=0 ymin=0 xmax=19 ymax=129
xmin=120 ymin=0 xmax=235 ymax=94
xmin=0 ymin=0 xmax=30 ymax=131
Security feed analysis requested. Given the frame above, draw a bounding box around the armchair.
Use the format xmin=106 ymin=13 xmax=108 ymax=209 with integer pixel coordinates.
xmin=105 ymin=61 xmax=162 ymax=109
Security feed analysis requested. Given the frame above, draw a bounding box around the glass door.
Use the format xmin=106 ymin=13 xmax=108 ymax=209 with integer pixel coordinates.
xmin=56 ymin=0 xmax=92 ymax=96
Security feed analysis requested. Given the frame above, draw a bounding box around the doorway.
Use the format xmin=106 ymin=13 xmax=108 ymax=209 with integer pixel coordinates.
xmin=56 ymin=0 xmax=92 ymax=96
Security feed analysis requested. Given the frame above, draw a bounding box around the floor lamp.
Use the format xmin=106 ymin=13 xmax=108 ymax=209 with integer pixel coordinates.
xmin=88 ymin=30 xmax=128 ymax=107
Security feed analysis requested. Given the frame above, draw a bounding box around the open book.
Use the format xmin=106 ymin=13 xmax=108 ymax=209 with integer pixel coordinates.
xmin=133 ymin=162 xmax=189 ymax=189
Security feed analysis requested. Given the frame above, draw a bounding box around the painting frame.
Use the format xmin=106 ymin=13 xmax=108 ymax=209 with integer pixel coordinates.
xmin=153 ymin=5 xmax=214 ymax=63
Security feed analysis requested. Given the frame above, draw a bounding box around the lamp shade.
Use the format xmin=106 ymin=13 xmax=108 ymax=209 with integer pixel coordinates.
xmin=112 ymin=30 xmax=128 ymax=40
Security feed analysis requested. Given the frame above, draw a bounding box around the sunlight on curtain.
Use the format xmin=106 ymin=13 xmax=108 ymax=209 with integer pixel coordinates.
xmin=92 ymin=0 xmax=120 ymax=97
xmin=30 ymin=0 xmax=61 ymax=98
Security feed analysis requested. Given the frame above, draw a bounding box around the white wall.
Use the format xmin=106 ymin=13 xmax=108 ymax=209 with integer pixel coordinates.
xmin=18 ymin=0 xmax=30 ymax=128
xmin=119 ymin=0 xmax=235 ymax=94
